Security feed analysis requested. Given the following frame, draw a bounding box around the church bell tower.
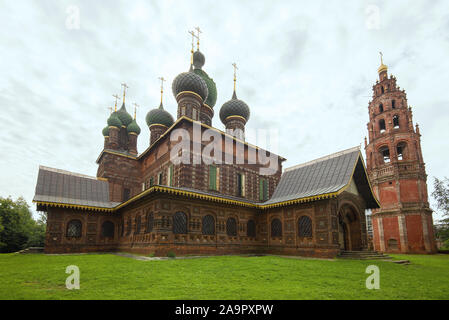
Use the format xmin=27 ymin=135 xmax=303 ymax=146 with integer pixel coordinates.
xmin=364 ymin=54 xmax=436 ymax=253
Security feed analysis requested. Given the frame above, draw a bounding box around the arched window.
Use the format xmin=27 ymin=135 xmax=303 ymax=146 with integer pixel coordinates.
xmin=145 ymin=212 xmax=154 ymax=233
xmin=135 ymin=215 xmax=141 ymax=234
xmin=298 ymin=216 xmax=312 ymax=237
xmin=247 ymin=220 xmax=256 ymax=237
xmin=379 ymin=119 xmax=386 ymax=133
xmin=226 ymin=218 xmax=237 ymax=236
xmin=66 ymin=219 xmax=82 ymax=238
xmin=381 ymin=86 xmax=385 ymax=94
xmin=271 ymin=218 xmax=282 ymax=238
xmin=379 ymin=146 xmax=390 ymax=164
xmin=202 ymin=215 xmax=215 ymax=235
xmin=101 ymin=221 xmax=114 ymax=238
xmin=392 ymin=99 xmax=396 ymax=109
xmin=126 ymin=217 xmax=131 ymax=235
xmin=173 ymin=212 xmax=187 ymax=234
xmin=393 ymin=115 xmax=399 ymax=129
xmin=379 ymin=104 xmax=384 ymax=113
xmin=397 ymin=142 xmax=407 ymax=161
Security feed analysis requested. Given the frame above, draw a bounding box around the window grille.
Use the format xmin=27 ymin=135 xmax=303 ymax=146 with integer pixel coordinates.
xmin=173 ymin=212 xmax=187 ymax=234
xmin=298 ymin=216 xmax=312 ymax=237
xmin=67 ymin=220 xmax=82 ymax=238
xmin=101 ymin=221 xmax=114 ymax=238
xmin=247 ymin=220 xmax=256 ymax=237
xmin=202 ymin=215 xmax=215 ymax=235
xmin=271 ymin=219 xmax=282 ymax=237
xmin=135 ymin=215 xmax=141 ymax=234
xmin=146 ymin=212 xmax=154 ymax=233
xmin=226 ymin=218 xmax=237 ymax=236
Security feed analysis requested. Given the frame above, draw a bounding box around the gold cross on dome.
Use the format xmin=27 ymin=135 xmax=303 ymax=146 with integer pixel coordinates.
xmin=133 ymin=102 xmax=139 ymax=120
xmin=112 ymin=94 xmax=120 ymax=111
xmin=188 ymin=30 xmax=196 ymax=51
xmin=379 ymin=52 xmax=384 ymax=64
xmin=232 ymin=62 xmax=238 ymax=91
xmin=158 ymin=76 xmax=166 ymax=104
xmin=121 ymin=82 xmax=129 ymax=103
xmin=195 ymin=26 xmax=202 ymax=49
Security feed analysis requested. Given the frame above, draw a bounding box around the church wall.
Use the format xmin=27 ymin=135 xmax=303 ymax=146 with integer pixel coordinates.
xmin=406 ymin=214 xmax=425 ymax=252
xmin=379 ymin=215 xmax=401 ymax=253
xmin=115 ymin=194 xmax=265 ymax=256
xmin=42 ymin=191 xmax=370 ymax=258
xmin=138 ymin=120 xmax=283 ymax=203
xmin=399 ymin=179 xmax=420 ymax=202
xmin=97 ymin=152 xmax=142 ymax=202
xmin=44 ymin=207 xmax=120 ymax=254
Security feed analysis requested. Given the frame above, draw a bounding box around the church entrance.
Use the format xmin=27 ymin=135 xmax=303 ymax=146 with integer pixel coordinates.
xmin=339 ymin=221 xmax=349 ymax=250
xmin=338 ymin=204 xmax=362 ymax=251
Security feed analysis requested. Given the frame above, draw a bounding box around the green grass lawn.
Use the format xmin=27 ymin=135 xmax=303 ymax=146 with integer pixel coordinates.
xmin=0 ymin=253 xmax=448 ymax=299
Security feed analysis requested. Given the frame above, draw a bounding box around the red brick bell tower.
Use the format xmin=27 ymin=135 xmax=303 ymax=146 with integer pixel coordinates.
xmin=364 ymin=54 xmax=437 ymax=254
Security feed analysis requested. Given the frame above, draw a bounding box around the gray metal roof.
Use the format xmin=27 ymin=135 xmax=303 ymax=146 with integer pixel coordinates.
xmin=263 ymin=146 xmax=378 ymax=208
xmin=33 ymin=166 xmax=119 ymax=208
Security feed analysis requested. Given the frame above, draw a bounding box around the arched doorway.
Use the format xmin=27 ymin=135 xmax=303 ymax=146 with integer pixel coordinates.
xmin=338 ymin=204 xmax=363 ymax=251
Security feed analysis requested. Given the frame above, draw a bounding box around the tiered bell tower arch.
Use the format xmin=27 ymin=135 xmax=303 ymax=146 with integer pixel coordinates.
xmin=364 ymin=54 xmax=437 ymax=253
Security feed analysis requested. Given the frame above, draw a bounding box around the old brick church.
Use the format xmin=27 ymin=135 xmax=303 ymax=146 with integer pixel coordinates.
xmin=33 ymin=37 xmax=436 ymax=257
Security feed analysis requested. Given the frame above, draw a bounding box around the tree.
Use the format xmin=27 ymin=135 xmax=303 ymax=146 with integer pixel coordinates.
xmin=0 ymin=196 xmax=46 ymax=253
xmin=432 ymin=177 xmax=449 ymax=249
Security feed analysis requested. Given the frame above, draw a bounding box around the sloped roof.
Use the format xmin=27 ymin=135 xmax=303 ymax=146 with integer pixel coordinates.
xmin=263 ymin=146 xmax=379 ymax=208
xmin=33 ymin=166 xmax=119 ymax=209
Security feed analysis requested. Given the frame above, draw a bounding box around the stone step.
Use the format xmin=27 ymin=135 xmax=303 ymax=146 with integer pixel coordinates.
xmin=338 ymin=250 xmax=392 ymax=260
xmin=340 ymin=251 xmax=381 ymax=255
xmin=338 ymin=256 xmax=391 ymax=260
xmin=16 ymin=247 xmax=44 ymax=254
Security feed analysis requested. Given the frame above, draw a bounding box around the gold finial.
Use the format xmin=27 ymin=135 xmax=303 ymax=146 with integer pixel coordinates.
xmin=195 ymin=26 xmax=202 ymax=50
xmin=188 ymin=30 xmax=196 ymax=66
xmin=378 ymin=51 xmax=388 ymax=74
xmin=112 ymin=94 xmax=120 ymax=112
xmin=133 ymin=102 xmax=139 ymax=120
xmin=158 ymin=76 xmax=166 ymax=105
xmin=121 ymin=82 xmax=129 ymax=104
xmin=232 ymin=62 xmax=238 ymax=92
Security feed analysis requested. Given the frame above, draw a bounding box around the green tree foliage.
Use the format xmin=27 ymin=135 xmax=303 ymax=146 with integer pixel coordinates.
xmin=432 ymin=177 xmax=449 ymax=249
xmin=0 ymin=196 xmax=46 ymax=253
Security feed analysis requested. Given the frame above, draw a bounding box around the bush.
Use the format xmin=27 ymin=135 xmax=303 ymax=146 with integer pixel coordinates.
xmin=148 ymin=253 xmax=155 ymax=257
xmin=167 ymin=251 xmax=176 ymax=258
xmin=0 ymin=196 xmax=46 ymax=253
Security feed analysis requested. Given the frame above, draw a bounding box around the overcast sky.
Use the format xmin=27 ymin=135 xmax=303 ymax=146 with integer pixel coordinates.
xmin=1 ymin=0 xmax=448 ymax=220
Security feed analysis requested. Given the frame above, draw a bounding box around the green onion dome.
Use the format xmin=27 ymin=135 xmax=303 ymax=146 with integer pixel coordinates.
xmin=193 ymin=50 xmax=205 ymax=69
xmin=193 ymin=69 xmax=217 ymax=108
xmin=107 ymin=112 xmax=123 ymax=127
xmin=219 ymin=91 xmax=250 ymax=123
xmin=127 ymin=119 xmax=141 ymax=135
xmin=146 ymin=103 xmax=174 ymax=128
xmin=102 ymin=126 xmax=109 ymax=137
xmin=116 ymin=103 xmax=133 ymax=127
xmin=172 ymin=70 xmax=208 ymax=101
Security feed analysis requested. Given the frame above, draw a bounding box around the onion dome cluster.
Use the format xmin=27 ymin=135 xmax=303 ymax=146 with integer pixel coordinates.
xmin=102 ymin=126 xmax=110 ymax=137
xmin=104 ymin=102 xmax=140 ymax=136
xmin=219 ymin=91 xmax=250 ymax=123
xmin=127 ymin=119 xmax=141 ymax=135
xmin=146 ymin=103 xmax=174 ymax=128
xmin=172 ymin=71 xmax=208 ymax=101
xmin=192 ymin=50 xmax=217 ymax=108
